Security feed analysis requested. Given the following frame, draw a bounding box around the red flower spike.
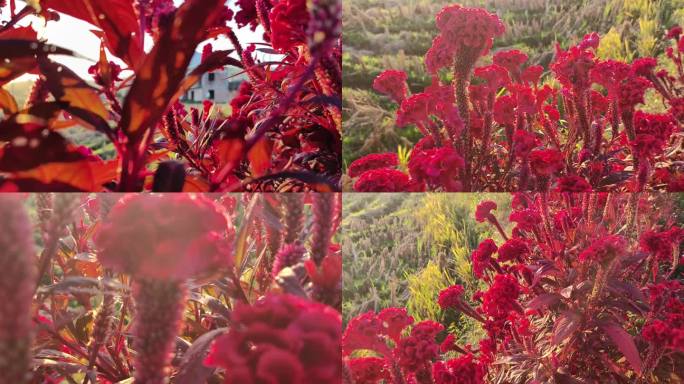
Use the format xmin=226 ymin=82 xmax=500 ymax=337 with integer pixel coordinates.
xmin=0 ymin=196 xmax=35 ymax=384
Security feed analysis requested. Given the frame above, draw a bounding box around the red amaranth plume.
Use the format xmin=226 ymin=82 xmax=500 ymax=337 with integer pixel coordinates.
xmin=131 ymin=279 xmax=187 ymax=384
xmin=310 ymin=193 xmax=335 ymax=264
xmin=0 ymin=196 xmax=36 ymax=384
xmin=272 ymin=242 xmax=306 ymax=276
xmin=281 ymin=193 xmax=305 ymax=244
xmin=262 ymin=195 xmax=283 ymax=258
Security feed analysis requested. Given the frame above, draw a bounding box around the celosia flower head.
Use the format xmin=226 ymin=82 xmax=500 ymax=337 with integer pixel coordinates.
xmin=578 ymin=235 xmax=626 ymax=264
xmin=481 ymin=274 xmax=521 ymax=319
xmin=205 ymin=294 xmax=342 ymax=384
xmin=433 ymin=354 xmax=486 ymax=384
xmin=555 ymin=175 xmax=592 ymax=192
xmin=378 ymin=307 xmax=414 ymax=342
xmin=475 ymin=200 xmax=497 ymax=222
xmin=348 ymin=153 xmax=399 ymax=178
xmin=373 ymin=70 xmax=409 ymax=103
xmin=95 ymin=194 xmax=231 ymax=280
xmin=497 ymin=238 xmax=529 ymax=262
xmin=435 ymin=5 xmax=504 ymax=53
xmin=269 ymin=0 xmax=310 ymax=52
xmin=395 ymin=320 xmax=444 ymax=372
xmin=438 ymin=285 xmax=465 ymax=310
xmin=529 ymin=149 xmax=564 ymax=177
xmin=354 ymin=168 xmax=410 ymax=192
xmin=347 ymin=357 xmax=390 ymax=383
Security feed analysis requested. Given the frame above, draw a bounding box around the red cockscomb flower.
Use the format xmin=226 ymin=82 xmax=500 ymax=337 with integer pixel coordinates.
xmin=472 ymin=239 xmax=498 ymax=278
xmin=395 ymin=320 xmax=444 ymax=373
xmin=205 ymin=294 xmax=342 ymax=384
xmin=378 ymin=307 xmax=414 ymax=342
xmin=354 ymin=169 xmax=410 ymax=192
xmin=373 ymin=70 xmax=409 ymax=103
xmin=578 ymin=235 xmax=626 ymax=264
xmin=348 ymin=153 xmax=399 ymax=178
xmin=269 ymin=0 xmax=310 ymax=52
xmin=555 ymin=175 xmax=592 ymax=192
xmin=497 ymin=238 xmax=529 ymax=262
xmin=438 ymin=285 xmax=465 ymax=310
xmin=94 ymin=194 xmax=231 ymax=280
xmin=529 ymin=149 xmax=564 ymax=177
xmin=475 ymin=200 xmax=497 ymax=223
xmin=347 ymin=357 xmax=390 ymax=383
xmin=433 ymin=354 xmax=486 ymax=384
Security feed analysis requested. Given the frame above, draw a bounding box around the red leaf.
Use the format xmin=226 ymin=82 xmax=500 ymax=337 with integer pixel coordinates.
xmin=526 ymin=293 xmax=562 ymax=311
xmin=119 ymin=0 xmax=225 ymax=139
xmin=552 ymin=311 xmax=582 ymax=345
xmin=600 ymin=322 xmax=643 ymax=374
xmin=42 ymin=0 xmax=143 ymax=68
xmin=37 ymin=57 xmax=109 ymax=121
xmin=247 ymin=137 xmax=272 ymax=177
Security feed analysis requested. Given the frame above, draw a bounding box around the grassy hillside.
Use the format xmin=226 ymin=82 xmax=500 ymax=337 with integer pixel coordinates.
xmin=342 ymin=0 xmax=684 ymax=166
xmin=341 ymin=193 xmax=511 ymax=346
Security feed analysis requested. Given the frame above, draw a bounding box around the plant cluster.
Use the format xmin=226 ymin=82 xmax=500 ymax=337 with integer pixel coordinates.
xmin=347 ymin=3 xmax=684 ymax=192
xmin=0 ymin=0 xmax=341 ymax=192
xmin=342 ymin=193 xmax=684 ymax=383
xmin=0 ymin=192 xmax=342 ymax=383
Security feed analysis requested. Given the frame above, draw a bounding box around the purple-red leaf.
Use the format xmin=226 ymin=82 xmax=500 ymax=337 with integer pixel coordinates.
xmin=552 ymin=311 xmax=582 ymax=345
xmin=527 ymin=293 xmax=562 ymax=311
xmin=174 ymin=328 xmax=226 ymax=384
xmin=600 ymin=322 xmax=642 ymax=374
xmin=42 ymin=0 xmax=143 ymax=68
xmin=119 ymin=0 xmax=224 ymax=140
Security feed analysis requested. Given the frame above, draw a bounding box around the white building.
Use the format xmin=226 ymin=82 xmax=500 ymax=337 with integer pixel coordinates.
xmin=182 ymin=52 xmax=247 ymax=104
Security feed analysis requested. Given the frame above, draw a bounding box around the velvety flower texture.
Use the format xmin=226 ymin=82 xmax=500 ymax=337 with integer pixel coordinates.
xmin=347 ymin=357 xmax=390 ymax=383
xmin=432 ymin=354 xmax=486 ymax=384
xmin=429 ymin=5 xmax=505 ymax=74
xmin=471 ymin=239 xmax=498 ymax=278
xmin=578 ymin=235 xmax=626 ymax=264
xmin=205 ymin=294 xmax=342 ymax=384
xmin=481 ymin=274 xmax=521 ymax=319
xmin=373 ymin=70 xmax=409 ymax=103
xmin=348 ymin=153 xmax=399 ymax=178
xmin=438 ymin=285 xmax=465 ymax=310
xmin=496 ymin=238 xmax=529 ymax=262
xmin=475 ymin=200 xmax=497 ymax=223
xmin=395 ymin=320 xmax=444 ymax=373
xmin=269 ymin=0 xmax=310 ymax=52
xmin=354 ymin=168 xmax=411 ymax=192
xmin=95 ymin=194 xmax=231 ymax=280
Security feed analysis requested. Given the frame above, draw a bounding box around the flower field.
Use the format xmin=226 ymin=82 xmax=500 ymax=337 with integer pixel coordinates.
xmin=345 ymin=2 xmax=684 ymax=192
xmin=0 ymin=193 xmax=341 ymax=383
xmin=342 ymin=193 xmax=684 ymax=383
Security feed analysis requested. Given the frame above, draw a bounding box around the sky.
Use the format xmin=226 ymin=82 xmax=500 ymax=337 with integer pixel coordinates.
xmin=3 ymin=0 xmax=264 ymax=81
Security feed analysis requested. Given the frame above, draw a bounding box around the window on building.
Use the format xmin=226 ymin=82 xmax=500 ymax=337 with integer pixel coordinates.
xmin=228 ymin=81 xmax=240 ymax=91
xmin=208 ymin=73 xmax=215 ymax=81
xmin=190 ymin=91 xmax=195 ymax=101
xmin=208 ymin=90 xmax=215 ymax=100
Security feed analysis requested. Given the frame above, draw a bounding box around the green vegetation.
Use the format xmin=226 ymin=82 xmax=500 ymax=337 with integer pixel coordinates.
xmin=343 ymin=0 xmax=684 ymax=166
xmin=342 ymin=193 xmax=512 ymax=344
